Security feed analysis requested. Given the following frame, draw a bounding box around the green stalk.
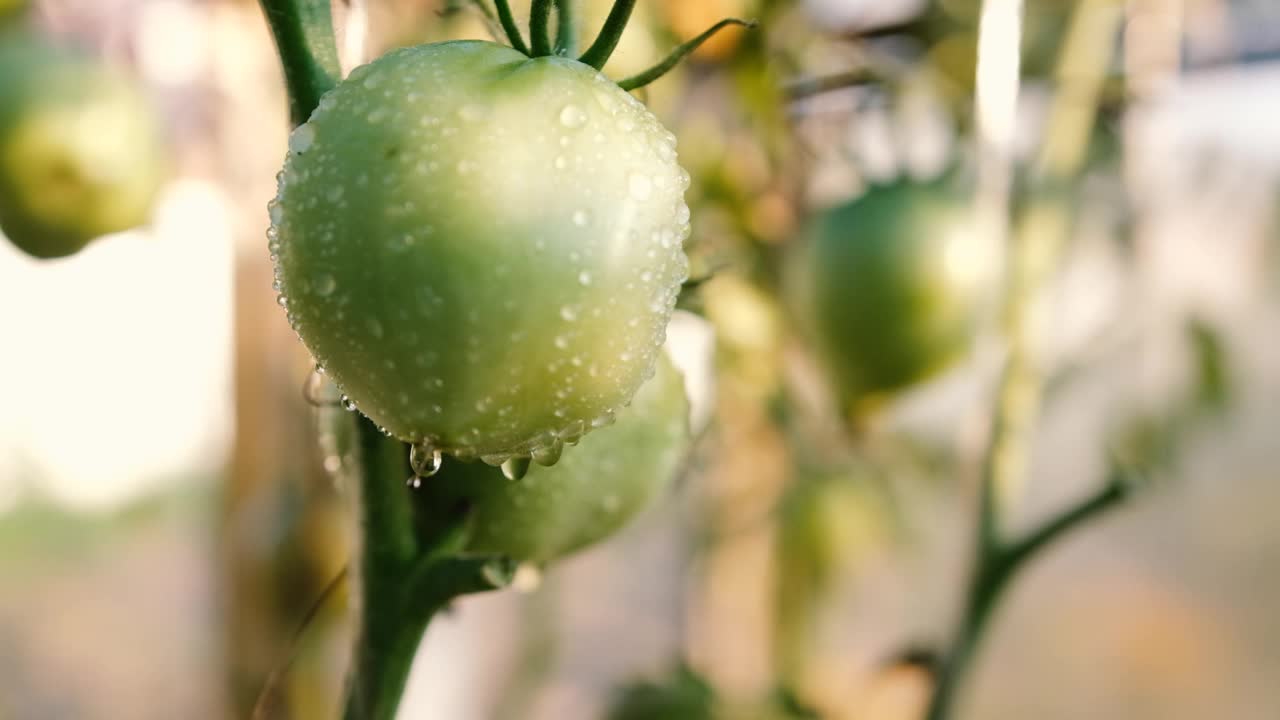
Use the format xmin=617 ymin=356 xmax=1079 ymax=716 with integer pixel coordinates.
xmin=530 ymin=0 xmax=555 ymax=56
xmin=921 ymin=0 xmax=1126 ymax=717
xmin=492 ymin=0 xmax=530 ymax=55
xmin=554 ymin=0 xmax=578 ymax=56
xmin=617 ymin=18 xmax=756 ymax=91
xmin=257 ymin=3 xmax=513 ymax=718
xmin=578 ymin=0 xmax=636 ymax=69
xmin=258 ymin=0 xmax=341 ymax=127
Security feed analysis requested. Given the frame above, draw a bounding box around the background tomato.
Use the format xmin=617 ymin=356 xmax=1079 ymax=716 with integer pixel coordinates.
xmin=785 ymin=176 xmax=985 ymax=415
xmin=410 ymin=351 xmax=690 ymax=564
xmin=272 ymin=40 xmax=691 ymax=463
xmin=0 ymin=27 xmax=165 ymax=259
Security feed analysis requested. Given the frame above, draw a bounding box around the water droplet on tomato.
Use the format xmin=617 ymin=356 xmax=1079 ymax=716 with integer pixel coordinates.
xmin=501 ymin=457 xmax=531 ymax=481
xmin=288 ymin=125 xmax=315 ymax=153
xmin=559 ymin=104 xmax=587 ymax=129
xmin=628 ymin=173 xmax=653 ymax=200
xmin=531 ymin=439 xmax=564 ymax=467
xmin=313 ymin=273 xmax=336 ymax=296
xmin=409 ymin=441 xmax=443 ymax=478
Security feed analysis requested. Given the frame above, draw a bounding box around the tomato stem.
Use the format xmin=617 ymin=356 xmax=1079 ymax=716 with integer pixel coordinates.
xmin=492 ymin=0 xmax=530 ymax=55
xmin=617 ymin=18 xmax=757 ymax=91
xmin=577 ymin=0 xmax=635 ymax=69
xmin=258 ymin=4 xmax=516 ymax=719
xmin=257 ymin=0 xmax=341 ymax=126
xmin=529 ymin=0 xmax=554 ymax=56
xmin=554 ymin=0 xmax=577 ymax=57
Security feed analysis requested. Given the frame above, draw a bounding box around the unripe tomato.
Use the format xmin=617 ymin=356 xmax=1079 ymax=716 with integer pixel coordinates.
xmin=271 ymin=41 xmax=691 ymax=462
xmin=0 ymin=29 xmax=164 ymax=259
xmin=786 ymin=178 xmax=984 ymax=412
xmin=414 ymin=352 xmax=690 ymax=564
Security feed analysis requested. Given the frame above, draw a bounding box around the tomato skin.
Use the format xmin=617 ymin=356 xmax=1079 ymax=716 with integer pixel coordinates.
xmin=787 ymin=179 xmax=982 ymax=409
xmin=0 ymin=29 xmax=164 ymax=259
xmin=272 ymin=41 xmax=691 ymax=461
xmin=413 ymin=352 xmax=690 ymax=564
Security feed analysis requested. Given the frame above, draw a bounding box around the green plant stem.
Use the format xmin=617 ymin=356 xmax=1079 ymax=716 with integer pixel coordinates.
xmin=257 ymin=3 xmax=513 ymax=718
xmin=530 ymin=0 xmax=554 ymax=56
xmin=924 ymin=469 xmax=1128 ymax=720
xmin=554 ymin=0 xmax=577 ymax=56
xmin=578 ymin=0 xmax=636 ymax=69
xmin=258 ymin=0 xmax=341 ymax=127
xmin=492 ymin=0 xmax=530 ymax=55
xmin=920 ymin=0 xmax=1126 ymax=717
xmin=617 ymin=18 xmax=757 ymax=91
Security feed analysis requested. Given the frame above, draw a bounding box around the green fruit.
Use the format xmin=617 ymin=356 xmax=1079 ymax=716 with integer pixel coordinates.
xmin=0 ymin=28 xmax=165 ymax=259
xmin=605 ymin=665 xmax=716 ymax=720
xmin=271 ymin=40 xmax=691 ymax=462
xmin=413 ymin=352 xmax=689 ymax=564
xmin=786 ymin=177 xmax=984 ymax=411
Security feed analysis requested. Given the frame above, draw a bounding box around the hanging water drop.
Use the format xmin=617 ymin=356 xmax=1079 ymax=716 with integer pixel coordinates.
xmin=409 ymin=441 xmax=443 ymax=478
xmin=303 ymin=365 xmax=328 ymax=406
xmin=531 ymin=439 xmax=564 ymax=467
xmin=501 ymin=456 xmax=531 ymax=481
xmin=340 ymin=395 xmax=358 ymax=411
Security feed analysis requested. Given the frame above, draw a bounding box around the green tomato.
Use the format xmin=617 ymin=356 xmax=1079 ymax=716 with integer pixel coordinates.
xmin=786 ymin=177 xmax=984 ymax=412
xmin=271 ymin=40 xmax=691 ymax=462
xmin=0 ymin=28 xmax=165 ymax=259
xmin=413 ymin=352 xmax=690 ymax=564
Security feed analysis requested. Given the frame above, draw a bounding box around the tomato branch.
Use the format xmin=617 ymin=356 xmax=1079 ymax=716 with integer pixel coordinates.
xmin=529 ymin=0 xmax=554 ymax=57
xmin=257 ymin=3 xmax=514 ymax=719
xmin=491 ymin=0 xmax=530 ymax=55
xmin=554 ymin=0 xmax=577 ymax=56
xmin=578 ymin=0 xmax=635 ymax=69
xmin=617 ymin=18 xmax=757 ymax=91
xmin=257 ymin=0 xmax=340 ymax=127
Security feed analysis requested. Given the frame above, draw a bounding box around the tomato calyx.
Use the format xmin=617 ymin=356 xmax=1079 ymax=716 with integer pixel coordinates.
xmin=473 ymin=0 xmax=756 ymax=90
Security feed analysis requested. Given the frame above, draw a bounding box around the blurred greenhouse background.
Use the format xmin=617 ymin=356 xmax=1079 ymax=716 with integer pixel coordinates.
xmin=2 ymin=0 xmax=1280 ymax=719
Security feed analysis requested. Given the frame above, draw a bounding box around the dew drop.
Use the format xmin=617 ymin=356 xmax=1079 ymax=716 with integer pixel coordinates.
xmin=572 ymin=209 xmax=591 ymax=226
xmin=628 ymin=173 xmax=653 ymax=200
xmin=276 ymin=295 xmax=288 ymax=307
xmin=554 ymin=155 xmax=568 ymax=170
xmin=303 ymin=366 xmax=328 ymax=406
xmin=559 ymin=305 xmax=579 ymax=321
xmin=288 ymin=124 xmax=315 ymax=153
xmin=501 ymin=456 xmax=531 ymax=481
xmin=554 ymin=335 xmax=569 ymax=350
xmin=313 ymin=273 xmax=336 ymax=296
xmin=578 ymin=271 xmax=592 ymax=286
xmin=340 ymin=395 xmax=358 ymax=411
xmin=531 ymin=439 xmax=564 ymax=467
xmin=676 ymin=202 xmax=691 ymax=225
xmin=559 ymin=104 xmax=587 ymax=129
xmin=409 ymin=441 xmax=443 ymax=478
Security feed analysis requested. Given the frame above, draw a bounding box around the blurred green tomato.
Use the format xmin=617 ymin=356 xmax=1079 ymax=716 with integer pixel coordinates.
xmin=774 ymin=471 xmax=887 ymax=679
xmin=786 ymin=178 xmax=984 ymax=414
xmin=605 ymin=665 xmax=716 ymax=720
xmin=0 ymin=28 xmax=165 ymax=259
xmin=271 ymin=41 xmax=691 ymax=463
xmin=414 ymin=352 xmax=690 ymax=564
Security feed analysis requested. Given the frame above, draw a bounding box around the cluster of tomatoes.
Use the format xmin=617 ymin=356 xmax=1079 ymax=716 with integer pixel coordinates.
xmin=2 ymin=5 xmax=982 ymax=567
xmin=276 ymin=30 xmax=983 ymax=564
